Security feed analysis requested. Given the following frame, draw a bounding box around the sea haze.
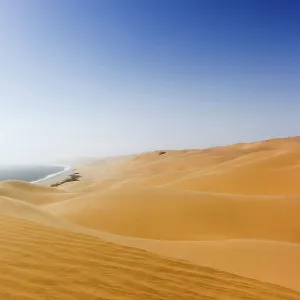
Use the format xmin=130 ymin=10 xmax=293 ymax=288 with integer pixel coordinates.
xmin=0 ymin=165 xmax=65 ymax=182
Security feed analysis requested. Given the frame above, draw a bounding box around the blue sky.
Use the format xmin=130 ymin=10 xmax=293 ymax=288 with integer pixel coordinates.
xmin=1 ymin=0 xmax=300 ymax=163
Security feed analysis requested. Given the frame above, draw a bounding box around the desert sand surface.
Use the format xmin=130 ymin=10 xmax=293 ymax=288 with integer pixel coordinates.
xmin=1 ymin=137 xmax=300 ymax=299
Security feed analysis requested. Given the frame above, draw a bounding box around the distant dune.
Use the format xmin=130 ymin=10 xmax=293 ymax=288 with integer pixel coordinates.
xmin=1 ymin=137 xmax=300 ymax=299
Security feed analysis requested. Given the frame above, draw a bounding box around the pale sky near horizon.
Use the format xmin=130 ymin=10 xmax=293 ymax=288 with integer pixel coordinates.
xmin=1 ymin=0 xmax=300 ymax=164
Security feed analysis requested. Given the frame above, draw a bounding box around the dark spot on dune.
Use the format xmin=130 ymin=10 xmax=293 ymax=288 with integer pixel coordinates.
xmin=158 ymin=151 xmax=167 ymax=156
xmin=51 ymin=173 xmax=81 ymax=187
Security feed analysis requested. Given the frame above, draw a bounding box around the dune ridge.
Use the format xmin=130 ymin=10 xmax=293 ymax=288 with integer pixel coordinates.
xmin=1 ymin=137 xmax=300 ymax=298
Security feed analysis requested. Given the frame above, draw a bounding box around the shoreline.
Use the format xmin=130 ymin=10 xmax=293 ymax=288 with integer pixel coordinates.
xmin=31 ymin=165 xmax=71 ymax=184
xmin=33 ymin=166 xmax=74 ymax=187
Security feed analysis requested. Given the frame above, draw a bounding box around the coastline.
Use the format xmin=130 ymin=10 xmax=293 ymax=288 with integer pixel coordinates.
xmin=33 ymin=166 xmax=73 ymax=187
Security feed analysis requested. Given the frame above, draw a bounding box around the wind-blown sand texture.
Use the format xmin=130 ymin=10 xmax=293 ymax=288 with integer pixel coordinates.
xmin=1 ymin=137 xmax=300 ymax=299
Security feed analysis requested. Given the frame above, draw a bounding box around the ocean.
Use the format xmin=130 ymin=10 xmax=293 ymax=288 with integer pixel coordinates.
xmin=0 ymin=165 xmax=69 ymax=183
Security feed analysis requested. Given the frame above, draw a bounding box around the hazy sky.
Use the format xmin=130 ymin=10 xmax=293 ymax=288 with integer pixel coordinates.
xmin=1 ymin=0 xmax=300 ymax=164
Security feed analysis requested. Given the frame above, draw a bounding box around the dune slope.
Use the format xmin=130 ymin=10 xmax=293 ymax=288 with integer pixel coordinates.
xmin=46 ymin=186 xmax=300 ymax=242
xmin=0 ymin=180 xmax=78 ymax=205
xmin=0 ymin=214 xmax=299 ymax=300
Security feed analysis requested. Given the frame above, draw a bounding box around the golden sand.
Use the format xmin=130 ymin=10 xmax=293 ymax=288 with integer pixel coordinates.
xmin=0 ymin=137 xmax=300 ymax=299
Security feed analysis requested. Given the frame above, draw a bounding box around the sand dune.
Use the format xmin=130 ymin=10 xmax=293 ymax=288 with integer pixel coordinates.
xmin=117 ymin=238 xmax=300 ymax=292
xmin=1 ymin=215 xmax=299 ymax=300
xmin=0 ymin=180 xmax=78 ymax=205
xmin=46 ymin=186 xmax=300 ymax=242
xmin=164 ymin=150 xmax=300 ymax=195
xmin=1 ymin=137 xmax=300 ymax=298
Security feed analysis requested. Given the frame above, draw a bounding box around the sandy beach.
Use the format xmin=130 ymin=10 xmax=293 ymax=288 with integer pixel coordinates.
xmin=0 ymin=137 xmax=300 ymax=299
